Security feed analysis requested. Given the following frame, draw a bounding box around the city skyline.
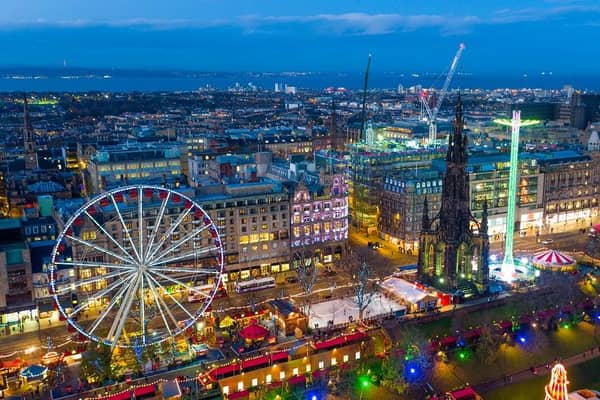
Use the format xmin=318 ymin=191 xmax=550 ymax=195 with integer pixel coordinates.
xmin=0 ymin=0 xmax=599 ymax=74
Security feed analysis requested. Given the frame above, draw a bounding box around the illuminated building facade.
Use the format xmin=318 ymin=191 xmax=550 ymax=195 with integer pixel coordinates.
xmin=379 ymin=170 xmax=442 ymax=254
xmin=540 ymin=152 xmax=600 ymax=228
xmin=0 ymin=219 xmax=35 ymax=333
xmin=85 ymin=143 xmax=184 ymax=193
xmin=350 ymin=145 xmax=445 ymax=233
xmin=380 ymin=145 xmax=542 ymax=252
xmin=290 ymin=175 xmax=349 ymax=264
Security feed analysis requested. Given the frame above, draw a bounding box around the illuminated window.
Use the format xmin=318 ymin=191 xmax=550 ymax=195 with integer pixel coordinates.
xmin=279 ymin=371 xmax=285 ymax=380
xmin=305 ymin=364 xmax=311 ymax=373
xmin=222 ymin=386 xmax=229 ymax=395
xmin=266 ymin=374 xmax=272 ymax=384
xmin=355 ymin=351 xmax=361 ymax=360
xmin=251 ymin=378 xmax=258 ymax=387
xmin=237 ymin=381 xmax=244 ymax=391
xmin=318 ymin=361 xmax=324 ymax=369
xmin=82 ymin=231 xmax=97 ymax=240
xmin=343 ymin=355 xmax=349 ymax=363
xmin=292 ymin=368 xmax=299 ymax=376
xmin=331 ymin=357 xmax=337 ymax=366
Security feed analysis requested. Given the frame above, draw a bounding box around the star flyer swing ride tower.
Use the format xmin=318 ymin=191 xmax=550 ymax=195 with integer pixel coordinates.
xmin=493 ymin=110 xmax=539 ymax=280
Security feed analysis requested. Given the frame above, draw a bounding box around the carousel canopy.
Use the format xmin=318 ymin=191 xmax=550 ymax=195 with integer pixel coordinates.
xmin=532 ymin=249 xmax=576 ymax=269
xmin=239 ymin=322 xmax=269 ymax=340
xmin=20 ymin=365 xmax=47 ymax=379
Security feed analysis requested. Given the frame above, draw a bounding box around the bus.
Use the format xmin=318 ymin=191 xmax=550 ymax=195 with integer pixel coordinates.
xmin=234 ymin=277 xmax=276 ymax=294
xmin=188 ymin=283 xmax=227 ymax=303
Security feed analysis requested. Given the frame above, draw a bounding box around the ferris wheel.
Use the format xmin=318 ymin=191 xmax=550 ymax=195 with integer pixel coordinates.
xmin=49 ymin=185 xmax=224 ymax=348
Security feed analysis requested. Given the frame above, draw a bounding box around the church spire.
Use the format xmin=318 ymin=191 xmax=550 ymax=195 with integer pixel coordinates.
xmin=23 ymin=94 xmax=38 ymax=170
xmin=447 ymin=93 xmax=467 ymax=164
xmin=422 ymin=196 xmax=431 ymax=232
xmin=481 ymin=200 xmax=488 ymax=236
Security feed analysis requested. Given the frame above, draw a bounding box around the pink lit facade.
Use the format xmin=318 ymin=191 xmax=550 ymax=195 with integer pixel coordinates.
xmin=290 ymin=175 xmax=348 ymax=264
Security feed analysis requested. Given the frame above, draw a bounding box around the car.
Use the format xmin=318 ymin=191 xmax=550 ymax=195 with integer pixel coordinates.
xmin=324 ymin=269 xmax=337 ymax=277
xmin=285 ymin=276 xmax=299 ymax=283
xmin=541 ymin=238 xmax=554 ymax=245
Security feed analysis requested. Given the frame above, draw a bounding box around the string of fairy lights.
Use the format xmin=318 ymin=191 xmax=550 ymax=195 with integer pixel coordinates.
xmin=0 ymin=337 xmax=90 ymax=359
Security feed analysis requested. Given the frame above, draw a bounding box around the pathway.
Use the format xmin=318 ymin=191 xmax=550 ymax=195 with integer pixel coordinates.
xmin=475 ymin=347 xmax=600 ymax=394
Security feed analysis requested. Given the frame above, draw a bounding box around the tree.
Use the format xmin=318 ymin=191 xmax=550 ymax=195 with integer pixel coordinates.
xmin=294 ymin=247 xmax=318 ymax=316
xmin=354 ymin=260 xmax=377 ymax=321
xmin=79 ymin=344 xmax=117 ymax=385
xmin=379 ymin=355 xmax=408 ymax=396
xmin=475 ymin=326 xmax=501 ymax=367
xmin=395 ymin=326 xmax=430 ymax=383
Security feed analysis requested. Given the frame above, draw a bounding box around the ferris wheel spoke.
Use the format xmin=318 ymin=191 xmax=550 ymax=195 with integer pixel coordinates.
xmin=69 ymin=274 xmax=135 ymax=317
xmin=83 ymin=210 xmax=137 ymax=264
xmin=107 ymin=273 xmax=142 ymax=347
xmin=58 ymin=269 xmax=133 ymax=293
xmin=140 ymin=274 xmax=146 ymax=344
xmin=66 ymin=234 xmax=136 ymax=265
xmin=145 ymin=273 xmax=195 ymax=321
xmin=146 ymin=224 xmax=211 ymax=266
xmin=149 ymin=270 xmax=210 ymax=299
xmin=145 ymin=206 xmax=193 ymax=263
xmin=149 ymin=266 xmax=218 ymax=275
xmin=138 ymin=191 xmax=144 ymax=266
xmin=54 ymin=260 xmax=136 ymax=271
xmin=110 ymin=192 xmax=141 ymax=263
xmin=145 ymin=275 xmax=175 ymax=337
xmin=144 ymin=191 xmax=170 ymax=263
xmin=149 ymin=246 xmax=218 ymax=267
xmin=88 ymin=279 xmax=132 ymax=336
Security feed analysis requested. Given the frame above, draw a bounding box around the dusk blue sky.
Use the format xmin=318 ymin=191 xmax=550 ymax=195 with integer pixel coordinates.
xmin=1 ymin=0 xmax=599 ymax=74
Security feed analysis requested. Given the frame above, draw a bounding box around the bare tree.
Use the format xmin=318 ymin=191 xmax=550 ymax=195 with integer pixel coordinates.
xmin=294 ymin=247 xmax=318 ymax=296
xmin=292 ymin=246 xmax=319 ymax=323
xmin=354 ymin=260 xmax=377 ymax=321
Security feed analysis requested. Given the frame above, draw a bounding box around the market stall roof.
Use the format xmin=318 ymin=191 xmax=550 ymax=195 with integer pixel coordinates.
xmin=162 ymin=380 xmax=182 ymax=399
xmin=532 ymin=249 xmax=576 ymax=270
xmin=0 ymin=358 xmax=22 ymax=369
xmin=219 ymin=316 xmax=235 ymax=329
xmin=239 ymin=322 xmax=269 ymax=340
xmin=379 ymin=277 xmax=430 ymax=303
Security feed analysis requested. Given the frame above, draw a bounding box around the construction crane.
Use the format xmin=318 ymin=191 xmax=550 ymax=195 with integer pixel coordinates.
xmin=360 ymin=54 xmax=372 ymax=143
xmin=421 ymin=43 xmax=465 ymax=145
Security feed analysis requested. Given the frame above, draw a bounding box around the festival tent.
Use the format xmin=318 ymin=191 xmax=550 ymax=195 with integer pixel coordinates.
xmin=238 ymin=322 xmax=269 ymax=340
xmin=532 ymin=249 xmax=577 ymax=272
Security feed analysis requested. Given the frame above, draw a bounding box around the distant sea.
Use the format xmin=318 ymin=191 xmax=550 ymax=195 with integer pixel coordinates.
xmin=0 ymin=69 xmax=599 ymax=92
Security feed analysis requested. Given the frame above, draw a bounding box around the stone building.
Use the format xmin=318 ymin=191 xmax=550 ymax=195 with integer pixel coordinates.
xmin=417 ymin=97 xmax=489 ymax=294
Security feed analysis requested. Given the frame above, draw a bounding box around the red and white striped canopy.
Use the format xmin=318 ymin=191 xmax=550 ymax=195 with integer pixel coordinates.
xmin=532 ymin=249 xmax=575 ymax=267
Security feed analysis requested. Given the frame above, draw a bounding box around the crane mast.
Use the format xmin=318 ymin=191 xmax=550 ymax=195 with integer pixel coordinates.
xmin=423 ymin=43 xmax=465 ymax=145
xmin=360 ymin=54 xmax=372 ymax=143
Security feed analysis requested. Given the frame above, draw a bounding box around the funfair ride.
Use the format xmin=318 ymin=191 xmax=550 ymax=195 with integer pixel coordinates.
xmin=49 ymin=185 xmax=225 ymax=348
